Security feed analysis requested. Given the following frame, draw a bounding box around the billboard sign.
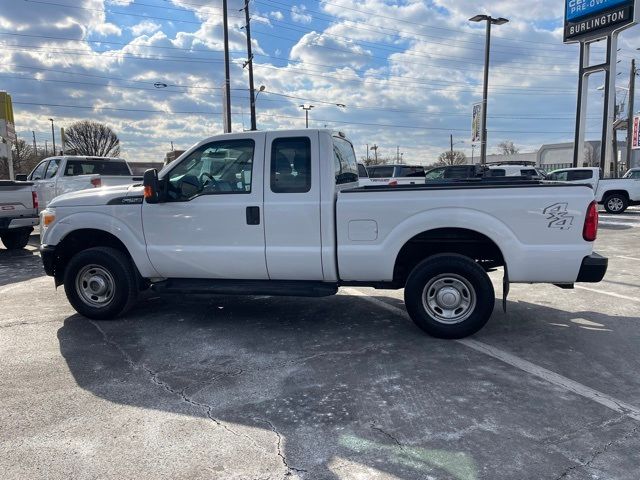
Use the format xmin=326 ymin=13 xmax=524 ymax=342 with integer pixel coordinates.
xmin=564 ymin=0 xmax=636 ymax=42
xmin=632 ymin=115 xmax=640 ymax=149
xmin=471 ymin=102 xmax=482 ymax=143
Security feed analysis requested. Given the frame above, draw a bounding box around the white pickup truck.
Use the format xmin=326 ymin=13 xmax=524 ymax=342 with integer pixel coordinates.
xmin=546 ymin=167 xmax=640 ymax=214
xmin=39 ymin=129 xmax=607 ymax=339
xmin=0 ymin=180 xmax=38 ymax=249
xmin=18 ymin=156 xmax=142 ymax=209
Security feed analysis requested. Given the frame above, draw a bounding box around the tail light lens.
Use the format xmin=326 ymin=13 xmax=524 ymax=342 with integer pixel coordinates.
xmin=583 ymin=201 xmax=598 ymax=241
xmin=91 ymin=178 xmax=102 ymax=188
xmin=32 ymin=191 xmax=39 ymax=210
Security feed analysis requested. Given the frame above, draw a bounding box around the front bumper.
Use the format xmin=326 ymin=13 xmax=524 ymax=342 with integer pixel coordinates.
xmin=576 ymin=253 xmax=608 ymax=283
xmin=40 ymin=244 xmax=57 ymax=277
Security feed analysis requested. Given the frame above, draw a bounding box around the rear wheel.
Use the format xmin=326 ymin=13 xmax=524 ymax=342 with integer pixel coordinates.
xmin=603 ymin=193 xmax=628 ymax=214
xmin=63 ymin=247 xmax=138 ymax=320
xmin=404 ymin=254 xmax=495 ymax=339
xmin=1 ymin=228 xmax=32 ymax=250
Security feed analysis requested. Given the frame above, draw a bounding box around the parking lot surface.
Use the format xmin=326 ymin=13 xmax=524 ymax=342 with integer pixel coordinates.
xmin=1 ymin=209 xmax=639 ymax=480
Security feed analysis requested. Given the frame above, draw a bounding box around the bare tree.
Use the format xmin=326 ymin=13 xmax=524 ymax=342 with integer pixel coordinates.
xmin=0 ymin=139 xmax=40 ymax=178
xmin=435 ymin=150 xmax=467 ymax=166
xmin=64 ymin=121 xmax=120 ymax=157
xmin=497 ymin=140 xmax=519 ymax=155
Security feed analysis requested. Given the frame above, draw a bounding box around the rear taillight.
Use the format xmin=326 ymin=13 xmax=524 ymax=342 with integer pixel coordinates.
xmin=32 ymin=191 xmax=39 ymax=210
xmin=583 ymin=201 xmax=598 ymax=241
xmin=91 ymin=178 xmax=102 ymax=188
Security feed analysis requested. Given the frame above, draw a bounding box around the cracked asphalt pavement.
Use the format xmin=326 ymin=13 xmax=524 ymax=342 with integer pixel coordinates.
xmin=1 ymin=209 xmax=640 ymax=479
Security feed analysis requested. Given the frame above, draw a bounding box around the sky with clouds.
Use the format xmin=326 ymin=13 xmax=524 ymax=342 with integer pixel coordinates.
xmin=2 ymin=0 xmax=640 ymax=164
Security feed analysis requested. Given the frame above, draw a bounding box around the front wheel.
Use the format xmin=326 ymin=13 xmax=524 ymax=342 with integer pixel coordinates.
xmin=603 ymin=194 xmax=628 ymax=214
xmin=63 ymin=247 xmax=138 ymax=320
xmin=404 ymin=254 xmax=495 ymax=339
xmin=1 ymin=228 xmax=32 ymax=250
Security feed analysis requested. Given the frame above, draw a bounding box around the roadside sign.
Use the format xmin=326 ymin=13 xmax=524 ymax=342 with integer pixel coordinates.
xmin=564 ymin=0 xmax=637 ymax=43
xmin=633 ymin=115 xmax=640 ymax=149
xmin=471 ymin=102 xmax=482 ymax=143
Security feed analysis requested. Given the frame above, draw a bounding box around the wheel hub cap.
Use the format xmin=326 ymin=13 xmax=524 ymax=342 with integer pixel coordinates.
xmin=76 ymin=265 xmax=115 ymax=308
xmin=422 ymin=274 xmax=477 ymax=325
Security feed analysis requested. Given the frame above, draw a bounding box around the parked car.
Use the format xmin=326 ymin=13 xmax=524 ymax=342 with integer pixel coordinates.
xmin=19 ymin=156 xmax=143 ymax=209
xmin=40 ymin=129 xmax=606 ymax=339
xmin=546 ymin=167 xmax=640 ymax=214
xmin=622 ymin=168 xmax=640 ymax=179
xmin=425 ymin=164 xmax=545 ymax=181
xmin=0 ymin=180 xmax=38 ymax=249
xmin=360 ymin=164 xmax=426 ymax=186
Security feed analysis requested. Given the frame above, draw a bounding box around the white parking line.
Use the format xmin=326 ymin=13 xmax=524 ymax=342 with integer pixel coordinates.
xmin=615 ymin=255 xmax=640 ymax=262
xmin=343 ymin=287 xmax=640 ymax=421
xmin=575 ymin=285 xmax=640 ymax=303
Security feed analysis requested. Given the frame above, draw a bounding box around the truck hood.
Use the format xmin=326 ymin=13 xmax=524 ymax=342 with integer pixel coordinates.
xmin=48 ymin=184 xmax=144 ymax=207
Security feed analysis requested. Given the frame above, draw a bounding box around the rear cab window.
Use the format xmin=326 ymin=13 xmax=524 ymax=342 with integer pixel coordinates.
xmin=270 ymin=137 xmax=311 ymax=193
xmin=368 ymin=166 xmax=394 ymax=178
xmin=398 ymin=166 xmax=425 ymax=177
xmin=567 ymin=170 xmax=594 ymax=181
xmin=64 ymin=159 xmax=130 ymax=176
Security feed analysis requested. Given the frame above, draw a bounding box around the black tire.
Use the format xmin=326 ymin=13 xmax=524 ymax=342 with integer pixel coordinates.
xmin=63 ymin=247 xmax=138 ymax=320
xmin=603 ymin=193 xmax=628 ymax=214
xmin=1 ymin=228 xmax=32 ymax=250
xmin=404 ymin=254 xmax=495 ymax=339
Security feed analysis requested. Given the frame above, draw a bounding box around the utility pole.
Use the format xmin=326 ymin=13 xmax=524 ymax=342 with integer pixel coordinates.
xmin=243 ymin=0 xmax=257 ymax=131
xmin=627 ymin=58 xmax=636 ymax=172
xmin=370 ymin=144 xmax=378 ymax=163
xmin=450 ymin=134 xmax=454 ymax=155
xmin=366 ymin=143 xmax=369 ymax=163
xmin=45 ymin=140 xmax=48 ymax=156
xmin=222 ymin=0 xmax=232 ymax=133
xmin=49 ymin=118 xmax=56 ymax=155
xmin=32 ymin=130 xmax=37 ymax=154
xmin=397 ymin=146 xmax=400 ymax=164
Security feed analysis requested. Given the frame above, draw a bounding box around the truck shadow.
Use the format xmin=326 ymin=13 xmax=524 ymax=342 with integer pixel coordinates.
xmin=0 ymin=234 xmax=45 ymax=286
xmin=56 ymin=293 xmax=638 ymax=479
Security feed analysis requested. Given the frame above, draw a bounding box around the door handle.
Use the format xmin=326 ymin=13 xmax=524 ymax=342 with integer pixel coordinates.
xmin=246 ymin=206 xmax=260 ymax=225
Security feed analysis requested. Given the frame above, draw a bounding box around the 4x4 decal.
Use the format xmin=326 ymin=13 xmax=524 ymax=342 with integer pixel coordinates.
xmin=543 ymin=203 xmax=574 ymax=230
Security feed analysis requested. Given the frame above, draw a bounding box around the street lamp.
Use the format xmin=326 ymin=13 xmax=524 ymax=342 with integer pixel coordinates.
xmin=469 ymin=14 xmax=509 ymax=165
xmin=299 ymin=104 xmax=314 ymax=128
xmin=48 ymin=118 xmax=56 ymax=156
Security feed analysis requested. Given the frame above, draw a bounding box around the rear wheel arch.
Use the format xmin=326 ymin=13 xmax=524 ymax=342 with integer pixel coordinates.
xmin=393 ymin=228 xmax=505 ymax=287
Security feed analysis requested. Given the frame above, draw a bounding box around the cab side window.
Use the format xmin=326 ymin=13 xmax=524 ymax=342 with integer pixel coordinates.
xmin=567 ymin=170 xmax=593 ymax=181
xmin=29 ymin=161 xmax=47 ymax=180
xmin=45 ymin=159 xmax=60 ymax=179
xmin=271 ymin=137 xmax=311 ymax=193
xmin=166 ymin=139 xmax=255 ymax=201
xmin=548 ymin=171 xmax=568 ymax=181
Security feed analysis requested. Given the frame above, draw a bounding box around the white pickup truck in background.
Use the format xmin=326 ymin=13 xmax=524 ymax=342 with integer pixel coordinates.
xmin=546 ymin=167 xmax=640 ymax=214
xmin=19 ymin=156 xmax=142 ymax=208
xmin=39 ymin=129 xmax=607 ymax=339
xmin=359 ymin=164 xmax=426 ymax=186
xmin=0 ymin=180 xmax=38 ymax=249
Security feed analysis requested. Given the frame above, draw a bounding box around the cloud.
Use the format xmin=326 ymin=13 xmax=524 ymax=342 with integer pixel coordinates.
xmin=130 ymin=20 xmax=162 ymax=37
xmin=291 ymin=5 xmax=312 ymax=24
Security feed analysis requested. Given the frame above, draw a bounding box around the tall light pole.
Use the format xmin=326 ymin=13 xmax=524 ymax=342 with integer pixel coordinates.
xmin=300 ymin=104 xmax=314 ymax=128
xmin=469 ymin=14 xmax=509 ymax=165
xmin=48 ymin=118 xmax=56 ymax=155
xmin=222 ymin=0 xmax=232 ymax=133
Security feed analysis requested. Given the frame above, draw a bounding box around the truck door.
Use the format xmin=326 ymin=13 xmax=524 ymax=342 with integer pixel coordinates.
xmin=142 ymin=135 xmax=268 ymax=279
xmin=263 ymin=132 xmax=323 ymax=280
xmin=41 ymin=159 xmax=60 ymax=207
xmin=27 ymin=160 xmax=48 ymax=207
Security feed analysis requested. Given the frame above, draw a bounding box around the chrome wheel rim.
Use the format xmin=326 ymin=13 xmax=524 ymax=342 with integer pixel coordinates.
xmin=607 ymin=197 xmax=624 ymax=212
xmin=76 ymin=264 xmax=115 ymax=308
xmin=422 ymin=274 xmax=476 ymax=325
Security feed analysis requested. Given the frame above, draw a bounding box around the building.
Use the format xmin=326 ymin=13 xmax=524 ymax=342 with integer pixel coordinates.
xmin=164 ymin=150 xmax=185 ymax=166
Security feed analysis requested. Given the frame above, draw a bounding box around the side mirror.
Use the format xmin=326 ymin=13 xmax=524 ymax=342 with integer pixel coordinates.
xmin=15 ymin=174 xmax=28 ymax=181
xmin=143 ymin=169 xmax=160 ymax=204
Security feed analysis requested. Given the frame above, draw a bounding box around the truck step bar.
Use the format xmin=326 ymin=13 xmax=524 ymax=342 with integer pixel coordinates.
xmin=151 ymin=279 xmax=339 ymax=297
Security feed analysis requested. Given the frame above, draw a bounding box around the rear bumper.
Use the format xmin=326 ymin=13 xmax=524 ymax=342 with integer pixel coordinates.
xmin=0 ymin=216 xmax=38 ymax=230
xmin=576 ymin=253 xmax=608 ymax=283
xmin=40 ymin=244 xmax=57 ymax=277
